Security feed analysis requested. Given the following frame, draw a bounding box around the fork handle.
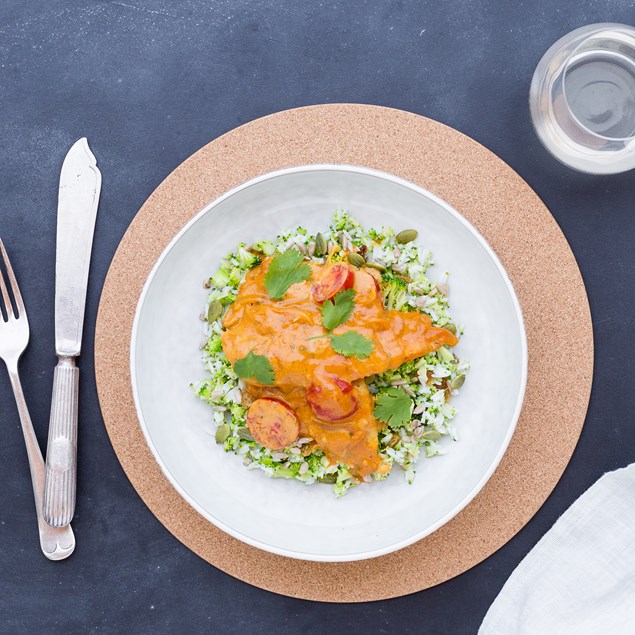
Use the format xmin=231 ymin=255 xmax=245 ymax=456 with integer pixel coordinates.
xmin=43 ymin=356 xmax=79 ymax=527
xmin=6 ymin=363 xmax=75 ymax=559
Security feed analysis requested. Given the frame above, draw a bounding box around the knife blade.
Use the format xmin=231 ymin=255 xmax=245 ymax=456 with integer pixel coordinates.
xmin=43 ymin=138 xmax=101 ymax=527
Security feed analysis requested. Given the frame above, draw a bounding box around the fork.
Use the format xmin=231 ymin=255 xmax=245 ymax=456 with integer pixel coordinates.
xmin=0 ymin=240 xmax=75 ymax=560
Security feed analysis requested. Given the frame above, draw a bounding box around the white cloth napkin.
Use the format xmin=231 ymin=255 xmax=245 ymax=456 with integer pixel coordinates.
xmin=480 ymin=463 xmax=635 ymax=634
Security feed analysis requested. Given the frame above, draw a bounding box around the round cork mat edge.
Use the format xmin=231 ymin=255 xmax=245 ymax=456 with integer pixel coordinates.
xmin=95 ymin=104 xmax=593 ymax=602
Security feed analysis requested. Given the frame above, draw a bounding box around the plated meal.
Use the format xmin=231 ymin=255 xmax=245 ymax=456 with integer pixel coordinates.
xmin=193 ymin=211 xmax=469 ymax=495
xmin=132 ymin=164 xmax=526 ymax=560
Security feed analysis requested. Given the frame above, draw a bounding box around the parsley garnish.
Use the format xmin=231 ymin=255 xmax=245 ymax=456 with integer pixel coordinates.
xmin=321 ymin=289 xmax=355 ymax=331
xmin=373 ymin=388 xmax=413 ymax=427
xmin=327 ymin=330 xmax=374 ymax=359
xmin=233 ymin=351 xmax=275 ymax=385
xmin=264 ymin=249 xmax=311 ymax=300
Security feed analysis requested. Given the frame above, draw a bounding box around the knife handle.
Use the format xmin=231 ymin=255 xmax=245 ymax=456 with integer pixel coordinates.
xmin=43 ymin=356 xmax=79 ymax=527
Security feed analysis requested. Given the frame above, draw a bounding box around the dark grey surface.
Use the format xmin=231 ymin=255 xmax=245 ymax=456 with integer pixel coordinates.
xmin=1 ymin=1 xmax=634 ymax=633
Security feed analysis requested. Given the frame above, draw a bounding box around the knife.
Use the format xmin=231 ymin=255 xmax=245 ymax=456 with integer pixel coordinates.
xmin=42 ymin=138 xmax=101 ymax=527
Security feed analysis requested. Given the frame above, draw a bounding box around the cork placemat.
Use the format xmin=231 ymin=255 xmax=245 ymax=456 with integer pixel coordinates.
xmin=94 ymin=104 xmax=593 ymax=602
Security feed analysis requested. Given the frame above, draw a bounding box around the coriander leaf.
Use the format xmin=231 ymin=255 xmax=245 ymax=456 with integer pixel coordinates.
xmin=373 ymin=388 xmax=413 ymax=427
xmin=328 ymin=330 xmax=374 ymax=359
xmin=264 ymin=249 xmax=311 ymax=300
xmin=321 ymin=289 xmax=356 ymax=331
xmin=233 ymin=351 xmax=275 ymax=385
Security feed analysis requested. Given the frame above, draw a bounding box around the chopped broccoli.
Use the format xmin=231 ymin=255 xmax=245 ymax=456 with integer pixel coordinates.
xmin=237 ymin=246 xmax=262 ymax=269
xmin=211 ymin=268 xmax=230 ymax=288
xmin=204 ymin=334 xmax=223 ymax=355
xmin=252 ymin=239 xmax=276 ymax=256
xmin=229 ymin=403 xmax=247 ymax=420
xmin=272 ymin=463 xmax=301 ymax=479
xmin=381 ymin=271 xmax=408 ymax=310
xmin=227 ymin=267 xmax=244 ymax=286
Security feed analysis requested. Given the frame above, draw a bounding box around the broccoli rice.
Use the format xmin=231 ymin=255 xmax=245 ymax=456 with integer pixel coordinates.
xmin=191 ymin=211 xmax=469 ymax=496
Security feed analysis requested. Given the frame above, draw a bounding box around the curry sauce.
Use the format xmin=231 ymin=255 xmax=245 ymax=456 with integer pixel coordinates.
xmin=221 ymin=258 xmax=458 ymax=478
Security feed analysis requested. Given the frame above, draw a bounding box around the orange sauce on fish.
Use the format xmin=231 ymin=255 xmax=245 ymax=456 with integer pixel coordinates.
xmin=221 ymin=258 xmax=457 ymax=478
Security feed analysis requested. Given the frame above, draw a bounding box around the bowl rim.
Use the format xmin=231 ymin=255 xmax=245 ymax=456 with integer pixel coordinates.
xmin=130 ymin=164 xmax=528 ymax=562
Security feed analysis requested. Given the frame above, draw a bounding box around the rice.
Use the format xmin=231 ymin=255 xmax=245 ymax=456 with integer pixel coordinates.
xmin=190 ymin=211 xmax=470 ymax=496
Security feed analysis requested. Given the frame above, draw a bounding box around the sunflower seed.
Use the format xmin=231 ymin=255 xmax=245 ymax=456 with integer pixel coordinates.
xmin=289 ymin=447 xmax=301 ymax=455
xmin=436 ymin=281 xmax=449 ymax=296
xmin=272 ymin=452 xmax=288 ymax=461
xmin=403 ymin=386 xmax=416 ymax=397
xmin=413 ymin=403 xmax=427 ymax=415
xmin=307 ymin=242 xmax=316 ymax=257
xmin=299 ymin=462 xmax=309 ymax=475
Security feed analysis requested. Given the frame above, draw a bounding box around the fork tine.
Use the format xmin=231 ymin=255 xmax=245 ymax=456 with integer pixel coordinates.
xmin=0 ymin=239 xmax=23 ymax=318
xmin=0 ymin=244 xmax=14 ymax=320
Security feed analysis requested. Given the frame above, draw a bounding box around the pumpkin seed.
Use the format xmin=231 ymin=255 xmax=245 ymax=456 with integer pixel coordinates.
xmin=315 ymin=232 xmax=327 ymax=257
xmin=347 ymin=252 xmax=365 ymax=267
xmin=301 ymin=442 xmax=317 ymax=456
xmin=450 ymin=375 xmax=465 ymax=392
xmin=207 ymin=300 xmax=223 ymax=322
xmin=445 ymin=323 xmax=457 ymax=334
xmin=215 ymin=424 xmax=230 ymax=444
xmin=318 ymin=474 xmax=337 ymax=484
xmin=364 ymin=261 xmax=387 ymax=273
xmin=436 ymin=346 xmax=454 ymax=364
xmin=237 ymin=427 xmax=254 ymax=441
xmin=421 ymin=429 xmax=443 ymax=440
xmin=387 ymin=435 xmax=401 ymax=448
xmin=396 ymin=229 xmax=418 ymax=244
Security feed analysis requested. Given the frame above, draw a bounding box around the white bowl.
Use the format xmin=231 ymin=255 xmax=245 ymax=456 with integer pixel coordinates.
xmin=131 ymin=165 xmax=527 ymax=562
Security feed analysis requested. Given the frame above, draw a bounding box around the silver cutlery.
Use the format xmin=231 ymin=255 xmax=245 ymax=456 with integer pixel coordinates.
xmin=43 ymin=138 xmax=101 ymax=527
xmin=0 ymin=240 xmax=75 ymax=559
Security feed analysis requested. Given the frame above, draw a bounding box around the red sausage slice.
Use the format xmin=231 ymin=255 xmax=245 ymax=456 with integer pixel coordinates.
xmin=246 ymin=398 xmax=300 ymax=450
xmin=311 ymin=264 xmax=355 ymax=303
xmin=307 ymin=376 xmax=360 ymax=421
